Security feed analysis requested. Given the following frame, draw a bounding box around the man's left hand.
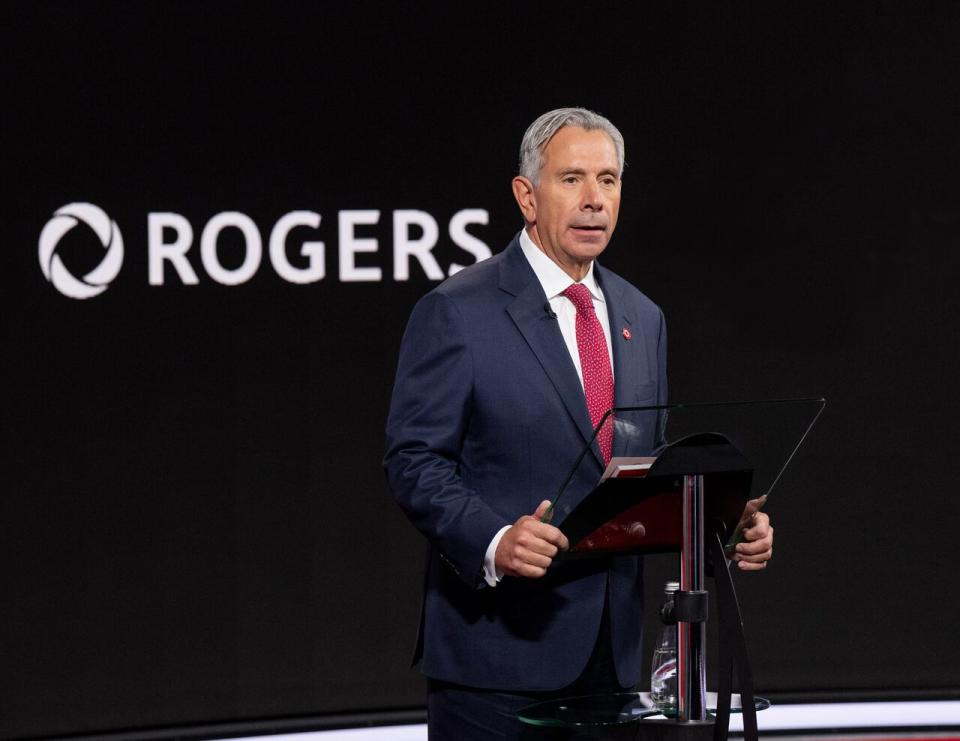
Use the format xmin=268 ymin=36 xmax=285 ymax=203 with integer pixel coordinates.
xmin=731 ymin=497 xmax=774 ymax=571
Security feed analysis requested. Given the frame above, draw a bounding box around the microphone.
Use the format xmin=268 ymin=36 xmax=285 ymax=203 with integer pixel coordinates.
xmin=543 ymin=301 xmax=558 ymax=319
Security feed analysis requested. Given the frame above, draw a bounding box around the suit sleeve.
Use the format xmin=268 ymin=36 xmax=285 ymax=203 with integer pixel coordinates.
xmin=384 ymin=290 xmax=511 ymax=588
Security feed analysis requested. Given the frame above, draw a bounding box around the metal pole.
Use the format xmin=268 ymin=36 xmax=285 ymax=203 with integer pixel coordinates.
xmin=678 ymin=473 xmax=707 ymax=721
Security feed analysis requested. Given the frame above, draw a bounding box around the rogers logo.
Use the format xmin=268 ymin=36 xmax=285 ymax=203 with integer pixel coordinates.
xmin=38 ymin=203 xmax=124 ymax=299
xmin=37 ymin=205 xmax=491 ymax=298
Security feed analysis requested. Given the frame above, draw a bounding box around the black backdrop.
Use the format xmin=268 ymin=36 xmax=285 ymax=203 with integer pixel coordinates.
xmin=4 ymin=2 xmax=960 ymax=738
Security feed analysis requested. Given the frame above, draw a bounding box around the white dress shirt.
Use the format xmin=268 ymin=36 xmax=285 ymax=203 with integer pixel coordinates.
xmin=482 ymin=229 xmax=615 ymax=586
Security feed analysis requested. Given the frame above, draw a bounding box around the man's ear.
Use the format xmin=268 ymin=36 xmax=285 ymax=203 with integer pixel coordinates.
xmin=511 ymin=176 xmax=537 ymax=224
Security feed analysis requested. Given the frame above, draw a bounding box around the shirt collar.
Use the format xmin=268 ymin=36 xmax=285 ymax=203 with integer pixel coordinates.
xmin=518 ymin=228 xmax=605 ymax=303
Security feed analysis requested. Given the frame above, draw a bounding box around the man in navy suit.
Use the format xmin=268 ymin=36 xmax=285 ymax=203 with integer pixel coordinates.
xmin=384 ymin=108 xmax=773 ymax=738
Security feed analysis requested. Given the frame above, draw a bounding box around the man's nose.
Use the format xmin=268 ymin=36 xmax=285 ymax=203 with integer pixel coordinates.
xmin=581 ymin=181 xmax=602 ymax=210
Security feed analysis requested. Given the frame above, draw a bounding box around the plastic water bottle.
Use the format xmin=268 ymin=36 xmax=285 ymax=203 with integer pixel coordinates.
xmin=650 ymin=581 xmax=679 ymax=717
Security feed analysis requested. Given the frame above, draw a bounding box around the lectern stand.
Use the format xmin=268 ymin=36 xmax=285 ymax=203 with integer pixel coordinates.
xmin=517 ymin=399 xmax=825 ymax=741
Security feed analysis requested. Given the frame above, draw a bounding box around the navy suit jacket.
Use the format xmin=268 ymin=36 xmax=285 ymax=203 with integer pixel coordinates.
xmin=384 ymin=234 xmax=667 ymax=691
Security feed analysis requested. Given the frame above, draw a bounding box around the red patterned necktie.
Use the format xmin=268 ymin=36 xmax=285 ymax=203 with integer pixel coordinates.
xmin=562 ymin=283 xmax=614 ymax=464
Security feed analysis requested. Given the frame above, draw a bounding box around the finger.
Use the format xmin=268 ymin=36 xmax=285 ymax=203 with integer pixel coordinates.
xmin=533 ymin=499 xmax=552 ymax=520
xmin=506 ymin=558 xmax=548 ymax=578
xmin=736 ymin=534 xmax=772 ymax=556
xmin=736 ymin=495 xmax=768 ymax=529
xmin=734 ymin=536 xmax=773 ymax=563
xmin=741 ymin=524 xmax=769 ymax=542
xmin=737 ymin=559 xmax=768 ymax=572
xmin=736 ymin=546 xmax=771 ymax=561
xmin=515 ymin=546 xmax=553 ymax=570
xmin=742 ymin=515 xmax=771 ymax=542
xmin=518 ymin=535 xmax=558 ymax=559
xmin=743 ymin=494 xmax=768 ymax=516
xmin=522 ymin=530 xmax=566 ymax=556
xmin=517 ymin=563 xmax=548 ymax=578
xmin=514 ymin=528 xmax=559 ymax=558
xmin=735 ymin=547 xmax=772 ymax=563
xmin=524 ymin=520 xmax=569 ymax=551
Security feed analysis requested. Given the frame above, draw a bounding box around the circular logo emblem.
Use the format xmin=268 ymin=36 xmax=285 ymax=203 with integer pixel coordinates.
xmin=38 ymin=203 xmax=124 ymax=299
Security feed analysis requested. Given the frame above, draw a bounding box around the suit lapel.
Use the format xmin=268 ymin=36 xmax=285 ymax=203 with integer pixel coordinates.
xmin=596 ymin=264 xmax=639 ymax=460
xmin=500 ymin=239 xmax=599 ymax=463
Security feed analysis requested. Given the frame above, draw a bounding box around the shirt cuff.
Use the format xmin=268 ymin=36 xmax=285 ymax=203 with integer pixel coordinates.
xmin=483 ymin=525 xmax=511 ymax=587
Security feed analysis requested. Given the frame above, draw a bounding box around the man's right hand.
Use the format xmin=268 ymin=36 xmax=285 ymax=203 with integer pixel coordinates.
xmin=494 ymin=500 xmax=570 ymax=578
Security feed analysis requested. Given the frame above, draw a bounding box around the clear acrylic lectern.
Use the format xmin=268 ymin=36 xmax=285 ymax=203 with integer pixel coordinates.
xmin=517 ymin=398 xmax=826 ymax=741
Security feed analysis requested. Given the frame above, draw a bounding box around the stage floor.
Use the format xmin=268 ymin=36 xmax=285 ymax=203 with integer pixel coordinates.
xmin=217 ymin=701 xmax=960 ymax=741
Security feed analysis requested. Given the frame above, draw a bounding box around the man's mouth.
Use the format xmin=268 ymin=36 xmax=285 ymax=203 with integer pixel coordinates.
xmin=571 ymin=224 xmax=605 ymax=233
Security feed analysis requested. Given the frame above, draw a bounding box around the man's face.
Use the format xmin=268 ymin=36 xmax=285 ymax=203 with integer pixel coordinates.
xmin=514 ymin=126 xmax=622 ymax=277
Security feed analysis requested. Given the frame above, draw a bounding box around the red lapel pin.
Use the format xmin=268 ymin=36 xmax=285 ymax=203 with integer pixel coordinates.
xmin=622 ymin=327 xmax=632 ymax=340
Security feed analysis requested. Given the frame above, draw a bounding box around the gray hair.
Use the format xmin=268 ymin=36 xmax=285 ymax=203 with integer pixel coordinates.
xmin=518 ymin=107 xmax=625 ymax=185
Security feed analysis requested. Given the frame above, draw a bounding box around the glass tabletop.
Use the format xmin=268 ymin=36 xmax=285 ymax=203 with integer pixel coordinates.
xmin=518 ymin=691 xmax=771 ymax=728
